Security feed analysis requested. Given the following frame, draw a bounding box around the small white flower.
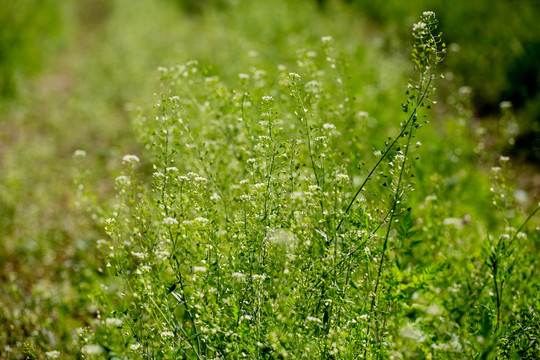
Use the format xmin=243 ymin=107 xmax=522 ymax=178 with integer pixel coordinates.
xmin=258 ymin=135 xmax=271 ymax=142
xmin=238 ymin=73 xmax=250 ymax=80
xmin=240 ymin=314 xmax=252 ymax=321
xmin=105 ymin=318 xmax=123 ymax=327
xmin=81 ymin=344 xmax=104 ymax=355
xmin=122 ymin=154 xmax=140 ymax=164
xmin=45 ymin=351 xmax=61 ymax=359
xmin=232 ymin=272 xmax=246 ymax=281
xmin=306 ymin=316 xmax=322 ymax=323
xmin=459 ymin=86 xmax=472 ymax=96
xmin=156 ymin=249 xmax=170 ymax=261
xmin=336 ymin=173 xmax=349 ymax=182
xmin=193 ymin=266 xmax=207 ymax=273
xmin=413 ymin=21 xmax=427 ymax=34
xmin=358 ymin=111 xmax=369 ymax=118
xmin=321 ymin=36 xmax=333 ymax=43
xmin=308 ymin=184 xmax=321 ymax=192
xmin=239 ymin=194 xmax=251 ymax=202
xmin=500 ymin=101 xmax=513 ymax=110
xmin=162 ymin=217 xmax=178 ymax=226
xmin=291 ymin=191 xmax=304 ymax=200
xmin=153 ymin=171 xmax=165 ymax=179
xmin=443 ymin=218 xmax=463 ymax=229
xmin=131 ymin=251 xmax=146 ymax=259
xmin=194 ymin=217 xmax=209 ymax=224
xmin=500 ymin=156 xmax=510 ymax=162
xmin=305 ymin=80 xmax=321 ymax=93
xmin=253 ymin=183 xmax=266 ymax=190
xmin=166 ymin=166 xmax=178 ymax=173
xmin=252 ymin=274 xmax=266 ymax=281
xmin=130 ymin=343 xmax=142 ymax=351
xmin=161 ymin=331 xmax=175 ymax=339
xmin=288 ymin=72 xmax=301 ymax=80
xmin=73 ymin=150 xmax=87 ymax=159
xmin=323 ymin=123 xmax=336 ymax=130
xmin=115 ymin=175 xmax=130 ymax=187
xmin=266 ymin=228 xmax=297 ymax=248
xmin=262 ymin=95 xmax=274 ymax=102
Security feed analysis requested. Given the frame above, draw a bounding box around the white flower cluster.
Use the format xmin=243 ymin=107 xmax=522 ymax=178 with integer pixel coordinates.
xmin=105 ymin=317 xmax=123 ymax=327
xmin=232 ymin=272 xmax=247 ymax=281
xmin=73 ymin=149 xmax=87 ymax=159
xmin=162 ymin=217 xmax=178 ymax=226
xmin=336 ymin=173 xmax=349 ymax=182
xmin=115 ymin=175 xmax=130 ymax=187
xmin=322 ymin=123 xmax=336 ymax=130
xmin=288 ymin=72 xmax=301 ymax=81
xmin=81 ymin=344 xmax=104 ymax=355
xmin=161 ymin=331 xmax=175 ymax=339
xmin=193 ymin=266 xmax=207 ymax=273
xmin=45 ymin=351 xmax=61 ymax=359
xmin=252 ymin=274 xmax=266 ymax=281
xmin=122 ymin=154 xmax=140 ymax=164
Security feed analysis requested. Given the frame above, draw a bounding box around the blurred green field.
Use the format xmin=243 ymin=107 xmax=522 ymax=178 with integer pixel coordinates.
xmin=1 ymin=0 xmax=539 ymax=358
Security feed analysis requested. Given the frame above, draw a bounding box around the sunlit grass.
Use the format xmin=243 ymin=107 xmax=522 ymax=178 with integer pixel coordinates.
xmin=0 ymin=1 xmax=539 ymax=359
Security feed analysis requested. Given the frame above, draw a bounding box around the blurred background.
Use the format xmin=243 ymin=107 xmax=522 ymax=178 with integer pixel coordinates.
xmin=1 ymin=0 xmax=539 ymax=357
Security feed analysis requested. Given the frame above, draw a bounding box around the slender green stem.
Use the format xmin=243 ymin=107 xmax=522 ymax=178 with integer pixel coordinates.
xmin=335 ymin=76 xmax=433 ymax=235
xmin=492 ymin=259 xmax=501 ymax=330
xmin=511 ymin=204 xmax=540 ymax=243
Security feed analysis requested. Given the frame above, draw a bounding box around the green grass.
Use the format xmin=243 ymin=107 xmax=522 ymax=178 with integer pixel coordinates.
xmin=0 ymin=1 xmax=539 ymax=359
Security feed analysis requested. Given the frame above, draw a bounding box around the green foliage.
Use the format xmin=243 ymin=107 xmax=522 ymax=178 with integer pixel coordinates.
xmin=0 ymin=1 xmax=539 ymax=359
xmin=77 ymin=10 xmax=537 ymax=359
xmin=348 ymin=0 xmax=540 ymax=162
xmin=0 ymin=0 xmax=71 ymax=100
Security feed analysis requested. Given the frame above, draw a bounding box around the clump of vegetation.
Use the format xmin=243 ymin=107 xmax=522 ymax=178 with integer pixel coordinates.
xmin=1 ymin=1 xmax=539 ymax=359
xmin=75 ymin=12 xmax=539 ymax=359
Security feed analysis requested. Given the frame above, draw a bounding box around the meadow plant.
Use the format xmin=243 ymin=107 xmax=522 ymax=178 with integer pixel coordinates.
xmin=80 ymin=12 xmax=540 ymax=359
